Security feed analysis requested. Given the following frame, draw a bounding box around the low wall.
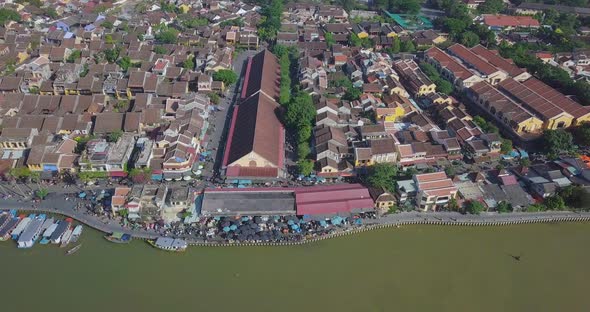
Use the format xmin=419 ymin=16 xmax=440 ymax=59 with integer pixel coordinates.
xmin=187 ymin=215 xmax=590 ymax=247
xmin=6 ymin=208 xmax=589 ymax=247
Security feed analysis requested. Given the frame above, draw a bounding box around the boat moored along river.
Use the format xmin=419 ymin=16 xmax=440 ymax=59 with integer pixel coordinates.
xmin=1 ymin=223 xmax=589 ymax=312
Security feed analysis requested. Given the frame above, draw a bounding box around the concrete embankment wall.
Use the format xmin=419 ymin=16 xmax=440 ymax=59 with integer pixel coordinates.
xmin=6 ymin=208 xmax=589 ymax=247
xmin=187 ymin=216 xmax=590 ymax=247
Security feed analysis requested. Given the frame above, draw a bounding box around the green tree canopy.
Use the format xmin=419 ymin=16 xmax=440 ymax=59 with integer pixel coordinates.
xmin=434 ymin=78 xmax=453 ymax=94
xmin=466 ymin=200 xmax=485 ymax=215
xmin=543 ymin=129 xmax=575 ymax=158
xmin=558 ymin=185 xmax=590 ymax=211
xmin=297 ymin=160 xmax=314 ymax=176
xmin=496 ymin=201 xmax=513 ymax=213
xmin=400 ymin=40 xmax=416 ymax=52
xmin=285 ymin=92 xmax=315 ymax=129
xmin=391 ymin=37 xmax=401 ymax=53
xmin=156 ymin=28 xmax=179 ymax=44
xmin=460 ymin=31 xmax=480 ymax=48
xmin=153 ymin=46 xmax=168 ymax=55
xmin=0 ymin=8 xmax=21 ymax=25
xmin=500 ymin=139 xmax=513 ymax=154
xmin=107 ymin=130 xmax=123 ymax=143
xmin=526 ymin=203 xmax=546 ymax=212
xmin=66 ymin=50 xmax=81 ymax=63
xmin=117 ymin=56 xmax=132 ymax=71
xmin=544 ymin=195 xmax=566 ymax=211
xmin=367 ymin=163 xmax=398 ymax=193
xmin=183 ymin=57 xmax=194 ymax=70
xmin=478 ymin=0 xmax=505 ymax=14
xmin=212 ymin=69 xmax=238 ymax=85
xmin=325 ymin=32 xmax=335 ymax=48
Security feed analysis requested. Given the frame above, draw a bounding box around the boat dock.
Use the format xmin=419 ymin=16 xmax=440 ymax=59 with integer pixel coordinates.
xmin=49 ymin=220 xmax=69 ymax=244
xmin=0 ymin=217 xmax=19 ymax=240
xmin=11 ymin=215 xmax=33 ymax=240
xmin=17 ymin=215 xmax=46 ymax=248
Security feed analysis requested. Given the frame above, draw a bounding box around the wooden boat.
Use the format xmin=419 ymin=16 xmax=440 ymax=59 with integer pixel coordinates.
xmin=148 ymin=237 xmax=188 ymax=252
xmin=66 ymin=244 xmax=82 ymax=255
xmin=69 ymin=225 xmax=83 ymax=244
xmin=104 ymin=232 xmax=132 ymax=244
xmin=60 ymin=228 xmax=73 ymax=248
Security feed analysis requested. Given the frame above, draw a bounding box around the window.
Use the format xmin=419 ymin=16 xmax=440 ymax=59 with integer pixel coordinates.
xmin=557 ymin=121 xmax=566 ymax=128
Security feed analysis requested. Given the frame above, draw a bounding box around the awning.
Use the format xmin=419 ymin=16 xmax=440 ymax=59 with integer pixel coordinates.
xmin=109 ymin=171 xmax=128 ymax=178
xmin=128 ymin=213 xmax=141 ymax=220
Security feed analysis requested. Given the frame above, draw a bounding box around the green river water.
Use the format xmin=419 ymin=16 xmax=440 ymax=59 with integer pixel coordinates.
xmin=1 ymin=223 xmax=589 ymax=312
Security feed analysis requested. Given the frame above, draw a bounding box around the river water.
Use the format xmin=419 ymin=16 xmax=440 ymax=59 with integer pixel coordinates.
xmin=1 ymin=223 xmax=589 ymax=312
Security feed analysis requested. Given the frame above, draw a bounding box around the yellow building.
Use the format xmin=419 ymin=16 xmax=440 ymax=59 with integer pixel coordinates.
xmin=375 ymin=107 xmax=405 ymax=122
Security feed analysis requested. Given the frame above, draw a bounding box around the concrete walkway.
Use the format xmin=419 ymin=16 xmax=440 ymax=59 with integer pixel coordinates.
xmin=2 ymin=197 xmax=590 ymax=245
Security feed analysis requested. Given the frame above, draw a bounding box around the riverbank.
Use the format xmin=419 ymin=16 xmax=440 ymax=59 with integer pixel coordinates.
xmin=3 ymin=203 xmax=590 ymax=247
xmin=1 ymin=223 xmax=589 ymax=312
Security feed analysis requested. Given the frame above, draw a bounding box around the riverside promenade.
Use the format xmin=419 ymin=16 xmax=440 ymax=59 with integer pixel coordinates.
xmin=2 ymin=195 xmax=590 ymax=246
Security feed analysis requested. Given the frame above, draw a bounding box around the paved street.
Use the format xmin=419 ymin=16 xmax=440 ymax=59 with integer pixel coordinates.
xmin=206 ymin=49 xmax=259 ymax=179
xmin=2 ymin=193 xmax=589 ymax=244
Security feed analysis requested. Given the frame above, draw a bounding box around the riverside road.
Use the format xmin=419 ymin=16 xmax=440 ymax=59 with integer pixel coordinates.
xmin=2 ymin=193 xmax=590 ymax=244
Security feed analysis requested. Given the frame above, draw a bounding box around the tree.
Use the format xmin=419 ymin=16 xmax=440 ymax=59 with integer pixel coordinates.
xmin=44 ymin=7 xmax=58 ymax=19
xmin=448 ymin=197 xmax=459 ymax=211
xmin=443 ymin=18 xmax=468 ymax=37
xmin=519 ymin=158 xmax=531 ymax=167
xmin=466 ymin=200 xmax=485 ymax=215
xmin=103 ymin=47 xmax=120 ymax=63
xmin=420 ymin=62 xmax=440 ymax=79
xmin=117 ymin=56 xmax=132 ymax=72
xmin=342 ymin=87 xmax=362 ymax=101
xmin=526 ymin=203 xmax=546 ymax=212
xmin=325 ymin=32 xmax=335 ymax=48
xmin=35 ymin=188 xmax=49 ymax=200
xmin=349 ymin=33 xmax=362 ymax=47
xmin=8 ymin=167 xmax=32 ymax=181
xmin=390 ymin=0 xmax=421 ymax=14
xmin=367 ymin=163 xmax=398 ymax=193
xmin=572 ymin=123 xmax=590 ymax=147
xmin=285 ymin=92 xmax=315 ymax=129
xmin=297 ymin=143 xmax=311 ymax=160
xmin=478 ymin=0 xmax=505 ymax=14
xmin=391 ymin=37 xmax=401 ymax=53
xmin=181 ymin=17 xmax=208 ymax=29
xmin=153 ymin=46 xmax=168 ymax=55
xmin=336 ymin=0 xmax=355 ymax=11
xmin=101 ymin=21 xmax=114 ymax=29
xmin=460 ymin=31 xmax=480 ymax=48
xmin=257 ymin=0 xmax=283 ymax=41
xmin=496 ymin=201 xmax=513 ymax=213
xmin=212 ymin=69 xmax=238 ymax=85
xmin=0 ymin=8 xmax=21 ymax=25
xmin=544 ymin=195 xmax=566 ymax=211
xmin=183 ymin=57 xmax=194 ymax=70
xmin=107 ymin=130 xmax=123 ymax=143
xmin=66 ymin=50 xmax=81 ymax=63
xmin=104 ymin=34 xmax=115 ymax=44
xmin=156 ymin=28 xmax=179 ymax=44
xmin=208 ymin=93 xmax=220 ymax=105
xmin=558 ymin=185 xmax=590 ymax=211
xmin=444 ymin=165 xmax=456 ymax=177
xmin=297 ymin=123 xmax=312 ymax=144
xmin=543 ymin=129 xmax=575 ymax=158
xmin=500 ymin=139 xmax=513 ymax=154
xmin=129 ymin=168 xmax=151 ymax=183
xmin=118 ymin=208 xmax=129 ymax=218
xmin=400 ymin=40 xmax=416 ymax=53
xmin=435 ymin=78 xmax=453 ymax=95
xmin=297 ymin=159 xmax=314 ymax=176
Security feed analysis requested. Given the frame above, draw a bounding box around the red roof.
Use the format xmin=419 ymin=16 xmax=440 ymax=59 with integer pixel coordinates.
xmin=295 ymin=184 xmax=374 ymax=215
xmin=225 ymin=166 xmax=279 ymax=178
xmin=482 ymin=15 xmax=540 ymax=28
